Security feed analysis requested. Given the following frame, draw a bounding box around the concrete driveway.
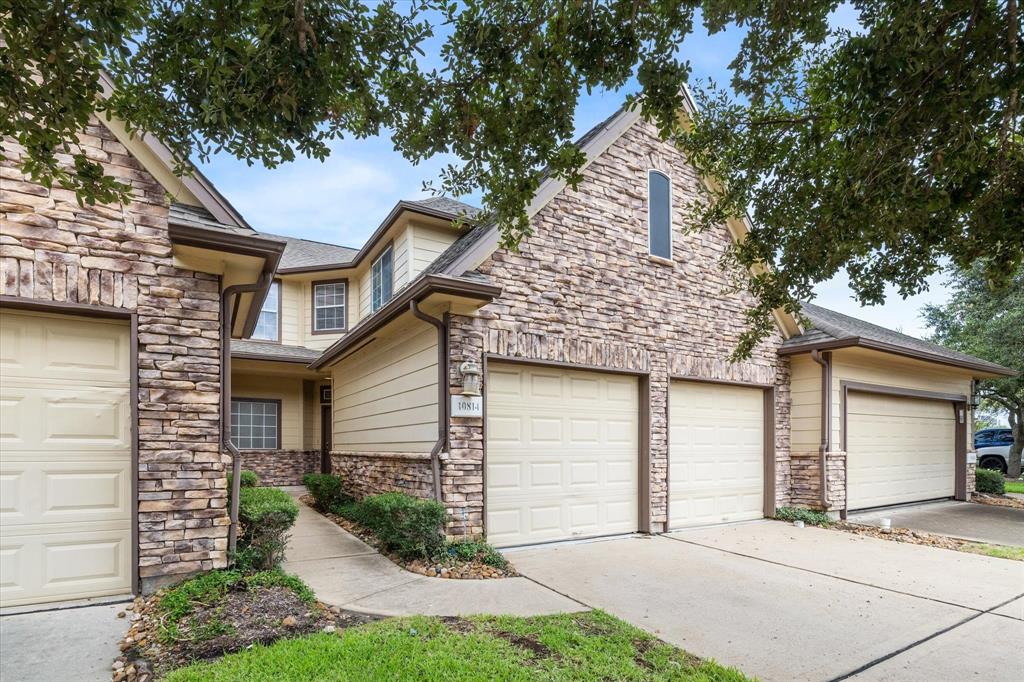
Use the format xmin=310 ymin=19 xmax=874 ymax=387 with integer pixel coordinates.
xmin=510 ymin=521 xmax=1024 ymax=681
xmin=850 ymin=501 xmax=1024 ymax=546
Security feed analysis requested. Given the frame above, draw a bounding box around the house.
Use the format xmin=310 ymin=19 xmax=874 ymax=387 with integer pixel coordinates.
xmin=1 ymin=92 xmax=1013 ymax=609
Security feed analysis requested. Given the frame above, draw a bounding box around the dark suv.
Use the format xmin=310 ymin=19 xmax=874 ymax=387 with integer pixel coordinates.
xmin=974 ymin=428 xmax=1013 ymax=448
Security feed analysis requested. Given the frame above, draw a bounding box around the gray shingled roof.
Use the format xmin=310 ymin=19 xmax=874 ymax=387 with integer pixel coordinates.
xmin=407 ymin=196 xmax=481 ymax=218
xmin=169 ymin=203 xmax=257 ymax=236
xmin=231 ymin=339 xmax=322 ymax=363
xmin=785 ymin=302 xmax=1013 ymax=374
xmin=257 ymin=232 xmax=359 ymax=271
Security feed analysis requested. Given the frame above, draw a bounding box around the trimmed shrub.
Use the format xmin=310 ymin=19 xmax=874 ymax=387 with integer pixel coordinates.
xmin=444 ymin=539 xmax=509 ymax=569
xmin=236 ymin=487 xmax=300 ymax=570
xmin=975 ymin=467 xmax=1006 ymax=495
xmin=228 ymin=470 xmax=259 ymax=491
xmin=347 ymin=493 xmax=446 ymax=561
xmin=774 ymin=506 xmax=832 ymax=527
xmin=303 ymin=473 xmax=348 ymax=511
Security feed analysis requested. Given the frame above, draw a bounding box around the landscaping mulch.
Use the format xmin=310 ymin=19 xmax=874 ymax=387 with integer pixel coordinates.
xmin=972 ymin=493 xmax=1024 ymax=509
xmin=301 ymin=495 xmax=519 ymax=580
xmin=113 ymin=584 xmax=380 ymax=681
xmin=833 ymin=521 xmax=970 ymax=551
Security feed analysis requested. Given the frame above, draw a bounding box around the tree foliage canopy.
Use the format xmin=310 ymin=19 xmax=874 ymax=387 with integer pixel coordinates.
xmin=923 ymin=263 xmax=1023 ymax=478
xmin=3 ymin=0 xmax=1021 ymax=356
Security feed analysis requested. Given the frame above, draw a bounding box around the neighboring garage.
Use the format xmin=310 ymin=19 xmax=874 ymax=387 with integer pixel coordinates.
xmin=845 ymin=391 xmax=956 ymax=510
xmin=485 ymin=362 xmax=640 ymax=547
xmin=0 ymin=309 xmax=133 ymax=608
xmin=668 ymin=380 xmax=768 ymax=529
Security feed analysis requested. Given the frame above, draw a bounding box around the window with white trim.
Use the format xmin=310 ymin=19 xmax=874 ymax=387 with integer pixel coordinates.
xmin=313 ymin=281 xmax=347 ymax=332
xmin=648 ymin=170 xmax=672 ymax=260
xmin=371 ymin=246 xmax=394 ymax=312
xmin=251 ymin=281 xmax=280 ymax=341
xmin=231 ymin=399 xmax=280 ymax=450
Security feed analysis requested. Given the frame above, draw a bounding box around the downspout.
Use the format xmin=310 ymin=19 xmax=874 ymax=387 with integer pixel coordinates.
xmin=810 ymin=350 xmax=832 ymax=510
xmin=221 ymin=275 xmax=272 ymax=556
xmin=410 ymin=299 xmax=448 ymax=502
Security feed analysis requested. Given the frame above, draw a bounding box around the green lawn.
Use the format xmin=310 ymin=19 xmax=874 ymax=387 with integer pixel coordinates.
xmin=164 ymin=611 xmax=749 ymax=682
xmin=1004 ymin=480 xmax=1024 ymax=494
xmin=962 ymin=543 xmax=1024 ymax=561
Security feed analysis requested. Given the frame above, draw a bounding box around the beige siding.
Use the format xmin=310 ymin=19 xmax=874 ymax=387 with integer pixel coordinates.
xmin=411 ymin=223 xmax=460 ymax=277
xmin=332 ymin=315 xmax=439 ymax=452
xmin=279 ymin=279 xmax=303 ymax=346
xmin=301 ymin=380 xmax=317 ymax=449
xmin=358 ymin=228 xmax=412 ymax=320
xmin=828 ymin=348 xmax=973 ymax=451
xmin=790 ymin=354 xmax=823 ymax=454
xmin=231 ymin=373 xmax=305 ymax=449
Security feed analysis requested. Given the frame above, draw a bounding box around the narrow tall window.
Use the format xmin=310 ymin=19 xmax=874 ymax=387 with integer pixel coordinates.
xmin=231 ymin=399 xmax=280 ymax=450
xmin=648 ymin=170 xmax=672 ymax=260
xmin=371 ymin=245 xmax=394 ymax=312
xmin=252 ymin=280 xmax=280 ymax=341
xmin=313 ymin=280 xmax=347 ymax=332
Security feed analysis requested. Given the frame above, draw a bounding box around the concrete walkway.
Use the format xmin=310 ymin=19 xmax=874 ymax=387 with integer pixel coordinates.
xmin=282 ymin=500 xmax=583 ymax=617
xmin=510 ymin=521 xmax=1024 ymax=682
xmin=850 ymin=500 xmax=1024 ymax=546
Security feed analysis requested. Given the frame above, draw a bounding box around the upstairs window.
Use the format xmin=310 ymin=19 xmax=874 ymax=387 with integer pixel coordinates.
xmin=252 ymin=280 xmax=280 ymax=341
xmin=371 ymin=245 xmax=394 ymax=312
xmin=313 ymin=280 xmax=347 ymax=333
xmin=648 ymin=170 xmax=672 ymax=260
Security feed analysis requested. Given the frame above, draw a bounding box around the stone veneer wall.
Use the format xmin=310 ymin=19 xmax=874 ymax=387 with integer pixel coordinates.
xmin=2 ymin=120 xmax=228 ymax=590
xmin=330 ymin=452 xmax=434 ymax=500
xmin=241 ymin=450 xmax=320 ymax=487
xmin=789 ymin=452 xmax=847 ymax=511
xmin=442 ymin=118 xmax=792 ymax=537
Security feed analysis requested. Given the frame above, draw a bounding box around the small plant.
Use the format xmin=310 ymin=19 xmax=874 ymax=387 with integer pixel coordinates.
xmin=236 ymin=487 xmax=300 ymax=570
xmin=774 ymin=506 xmax=832 ymax=527
xmin=975 ymin=467 xmax=1006 ymax=495
xmin=228 ymin=470 xmax=259 ymax=493
xmin=302 ymin=473 xmax=348 ymax=511
xmin=443 ymin=539 xmax=509 ymax=569
xmin=346 ymin=493 xmax=446 ymax=561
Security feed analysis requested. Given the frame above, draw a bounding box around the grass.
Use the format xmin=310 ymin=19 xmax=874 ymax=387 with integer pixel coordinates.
xmin=961 ymin=543 xmax=1024 ymax=561
xmin=158 ymin=569 xmax=315 ymax=643
xmin=1004 ymin=480 xmax=1024 ymax=494
xmin=163 ymin=610 xmax=749 ymax=682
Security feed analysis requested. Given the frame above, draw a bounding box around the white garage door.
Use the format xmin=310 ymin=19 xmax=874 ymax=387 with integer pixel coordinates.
xmin=847 ymin=392 xmax=955 ymax=510
xmin=486 ymin=363 xmax=638 ymax=547
xmin=0 ymin=309 xmax=133 ymax=607
xmin=669 ymin=381 xmax=764 ymax=529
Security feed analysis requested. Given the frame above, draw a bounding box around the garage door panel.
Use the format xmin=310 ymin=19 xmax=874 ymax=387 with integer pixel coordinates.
xmin=486 ymin=364 xmax=639 ymax=547
xmin=847 ymin=393 xmax=955 ymax=509
xmin=669 ymin=381 xmax=764 ymax=529
xmin=0 ymin=309 xmax=132 ymax=607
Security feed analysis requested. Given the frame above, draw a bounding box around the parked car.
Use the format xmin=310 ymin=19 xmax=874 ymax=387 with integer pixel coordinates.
xmin=974 ymin=427 xmax=1013 ymax=449
xmin=976 ymin=444 xmax=1012 ymax=474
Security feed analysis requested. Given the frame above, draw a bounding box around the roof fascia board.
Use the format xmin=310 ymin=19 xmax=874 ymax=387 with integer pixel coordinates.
xmin=275 ymin=202 xmax=471 ymax=275
xmin=779 ymin=337 xmax=1016 ymax=377
xmin=310 ymin=274 xmax=501 ymax=370
xmin=95 ymin=72 xmax=251 ymax=229
xmin=231 ymin=351 xmax=317 ymax=364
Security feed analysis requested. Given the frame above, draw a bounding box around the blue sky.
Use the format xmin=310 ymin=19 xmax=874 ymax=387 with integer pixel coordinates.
xmin=197 ymin=6 xmax=949 ymax=339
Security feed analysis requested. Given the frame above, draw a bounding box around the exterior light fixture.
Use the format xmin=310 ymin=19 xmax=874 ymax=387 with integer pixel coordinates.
xmin=969 ymin=381 xmax=981 ymax=410
xmin=459 ymin=360 xmax=482 ymax=396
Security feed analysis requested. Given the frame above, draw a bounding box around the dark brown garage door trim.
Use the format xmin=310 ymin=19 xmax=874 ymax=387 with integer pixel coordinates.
xmin=840 ymin=380 xmax=969 ymax=509
xmin=668 ymin=375 xmax=777 ymax=524
xmin=482 ymin=354 xmax=652 ymax=538
xmin=0 ymin=295 xmax=140 ymax=595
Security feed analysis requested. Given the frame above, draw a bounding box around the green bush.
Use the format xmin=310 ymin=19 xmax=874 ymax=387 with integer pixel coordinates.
xmin=236 ymin=487 xmax=300 ymax=570
xmin=344 ymin=493 xmax=446 ymax=561
xmin=975 ymin=467 xmax=1006 ymax=495
xmin=444 ymin=539 xmax=509 ymax=569
xmin=303 ymin=473 xmax=348 ymax=511
xmin=774 ymin=506 xmax=833 ymax=527
xmin=228 ymin=469 xmax=259 ymax=491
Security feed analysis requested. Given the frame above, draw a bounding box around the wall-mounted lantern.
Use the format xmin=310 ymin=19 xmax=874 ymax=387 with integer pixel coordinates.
xmin=969 ymin=381 xmax=981 ymax=411
xmin=459 ymin=360 xmax=482 ymax=396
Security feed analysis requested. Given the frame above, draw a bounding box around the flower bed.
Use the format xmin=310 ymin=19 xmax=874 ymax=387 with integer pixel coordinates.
xmin=972 ymin=492 xmax=1024 ymax=510
xmin=301 ymin=494 xmax=518 ymax=580
xmin=833 ymin=522 xmax=1022 ymax=560
xmin=112 ymin=570 xmax=380 ymax=681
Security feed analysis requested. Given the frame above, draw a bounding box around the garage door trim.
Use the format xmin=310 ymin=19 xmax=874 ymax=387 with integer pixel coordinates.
xmin=667 ymin=375 xmax=777 ymax=526
xmin=839 ymin=380 xmax=968 ymax=507
xmin=481 ymin=354 xmax=651 ymax=541
xmin=1 ymin=295 xmax=139 ymax=599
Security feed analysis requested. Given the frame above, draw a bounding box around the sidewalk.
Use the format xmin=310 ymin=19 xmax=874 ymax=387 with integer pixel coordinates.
xmin=282 ymin=498 xmax=585 ymax=617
